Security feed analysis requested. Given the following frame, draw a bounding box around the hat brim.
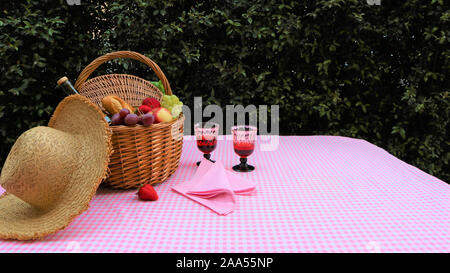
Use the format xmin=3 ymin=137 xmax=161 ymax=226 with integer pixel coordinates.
xmin=0 ymin=95 xmax=112 ymax=240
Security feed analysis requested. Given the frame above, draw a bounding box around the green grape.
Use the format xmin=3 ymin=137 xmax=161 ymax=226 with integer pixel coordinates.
xmin=162 ymin=95 xmax=171 ymax=110
xmin=161 ymin=94 xmax=182 ymax=113
xmin=171 ymin=104 xmax=183 ymax=118
xmin=163 ymin=95 xmax=171 ymax=103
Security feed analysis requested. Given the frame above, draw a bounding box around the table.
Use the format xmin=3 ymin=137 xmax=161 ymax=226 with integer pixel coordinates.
xmin=0 ymin=136 xmax=449 ymax=253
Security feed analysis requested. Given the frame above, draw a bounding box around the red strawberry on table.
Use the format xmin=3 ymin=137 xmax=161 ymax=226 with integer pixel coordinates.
xmin=137 ymin=184 xmax=158 ymax=201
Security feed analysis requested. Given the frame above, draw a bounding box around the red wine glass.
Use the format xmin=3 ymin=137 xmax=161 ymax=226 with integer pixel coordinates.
xmin=195 ymin=122 xmax=219 ymax=166
xmin=232 ymin=125 xmax=257 ymax=172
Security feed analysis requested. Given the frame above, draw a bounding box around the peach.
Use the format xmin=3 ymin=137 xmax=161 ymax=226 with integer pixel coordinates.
xmin=152 ymin=107 xmax=173 ymax=123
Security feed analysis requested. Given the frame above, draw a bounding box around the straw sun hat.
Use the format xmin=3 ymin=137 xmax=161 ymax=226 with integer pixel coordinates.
xmin=0 ymin=95 xmax=112 ymax=240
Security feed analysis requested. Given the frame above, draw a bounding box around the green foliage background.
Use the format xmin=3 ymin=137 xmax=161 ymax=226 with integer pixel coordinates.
xmin=0 ymin=0 xmax=449 ymax=182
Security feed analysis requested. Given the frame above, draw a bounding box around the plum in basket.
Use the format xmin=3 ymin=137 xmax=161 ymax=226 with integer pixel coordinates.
xmin=124 ymin=114 xmax=139 ymax=126
xmin=119 ymin=108 xmax=130 ymax=118
xmin=111 ymin=113 xmax=123 ymax=125
xmin=142 ymin=113 xmax=155 ymax=127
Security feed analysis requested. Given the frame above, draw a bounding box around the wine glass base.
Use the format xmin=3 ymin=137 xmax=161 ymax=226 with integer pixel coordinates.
xmin=232 ymin=164 xmax=255 ymax=172
xmin=197 ymin=159 xmax=216 ymax=166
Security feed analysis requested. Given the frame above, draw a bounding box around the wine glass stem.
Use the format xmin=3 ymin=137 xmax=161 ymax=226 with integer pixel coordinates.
xmin=239 ymin=157 xmax=248 ymax=168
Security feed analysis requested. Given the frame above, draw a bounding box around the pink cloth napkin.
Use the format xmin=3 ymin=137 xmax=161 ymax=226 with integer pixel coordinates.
xmin=172 ymin=158 xmax=256 ymax=215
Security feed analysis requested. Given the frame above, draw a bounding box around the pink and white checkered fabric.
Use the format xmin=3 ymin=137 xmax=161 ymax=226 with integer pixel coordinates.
xmin=0 ymin=136 xmax=449 ymax=253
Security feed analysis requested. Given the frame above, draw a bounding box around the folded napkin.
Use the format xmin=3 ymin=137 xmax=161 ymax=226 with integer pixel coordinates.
xmin=172 ymin=158 xmax=256 ymax=215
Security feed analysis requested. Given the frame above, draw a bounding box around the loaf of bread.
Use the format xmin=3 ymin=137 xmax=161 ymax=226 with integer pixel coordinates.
xmin=102 ymin=95 xmax=134 ymax=114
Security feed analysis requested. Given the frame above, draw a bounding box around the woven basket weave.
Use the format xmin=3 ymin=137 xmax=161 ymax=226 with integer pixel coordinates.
xmin=74 ymin=51 xmax=184 ymax=189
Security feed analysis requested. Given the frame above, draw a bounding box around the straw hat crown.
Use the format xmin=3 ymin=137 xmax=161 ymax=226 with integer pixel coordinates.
xmin=1 ymin=127 xmax=78 ymax=209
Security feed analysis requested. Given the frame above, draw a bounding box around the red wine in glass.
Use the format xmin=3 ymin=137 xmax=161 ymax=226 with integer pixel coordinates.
xmin=195 ymin=122 xmax=219 ymax=166
xmin=233 ymin=142 xmax=255 ymax=158
xmin=197 ymin=137 xmax=218 ymax=154
xmin=232 ymin=125 xmax=257 ymax=172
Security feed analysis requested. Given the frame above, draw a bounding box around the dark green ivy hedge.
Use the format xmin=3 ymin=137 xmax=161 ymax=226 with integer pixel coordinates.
xmin=0 ymin=0 xmax=449 ymax=181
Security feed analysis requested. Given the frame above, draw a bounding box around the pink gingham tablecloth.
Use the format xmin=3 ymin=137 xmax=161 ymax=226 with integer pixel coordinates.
xmin=0 ymin=136 xmax=449 ymax=253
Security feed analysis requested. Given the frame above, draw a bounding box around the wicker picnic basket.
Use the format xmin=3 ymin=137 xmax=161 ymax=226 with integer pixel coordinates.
xmin=74 ymin=51 xmax=184 ymax=189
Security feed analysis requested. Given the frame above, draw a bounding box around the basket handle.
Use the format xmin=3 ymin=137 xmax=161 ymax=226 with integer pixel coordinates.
xmin=74 ymin=51 xmax=172 ymax=95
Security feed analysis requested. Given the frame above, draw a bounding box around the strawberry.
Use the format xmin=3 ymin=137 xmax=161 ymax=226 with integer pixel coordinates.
xmin=137 ymin=184 xmax=158 ymax=201
xmin=139 ymin=105 xmax=152 ymax=114
xmin=142 ymin=98 xmax=161 ymax=109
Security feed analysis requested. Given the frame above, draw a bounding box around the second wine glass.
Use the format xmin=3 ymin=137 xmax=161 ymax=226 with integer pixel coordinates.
xmin=195 ymin=122 xmax=219 ymax=166
xmin=232 ymin=125 xmax=257 ymax=172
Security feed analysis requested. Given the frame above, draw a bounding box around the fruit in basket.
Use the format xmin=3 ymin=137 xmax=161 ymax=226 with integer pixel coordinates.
xmin=137 ymin=184 xmax=158 ymax=201
xmin=139 ymin=105 xmax=152 ymax=114
xmin=142 ymin=98 xmax=161 ymax=109
xmin=152 ymin=107 xmax=173 ymax=123
xmin=161 ymin=95 xmax=175 ymax=108
xmin=171 ymin=104 xmax=183 ymax=119
xmin=124 ymin=113 xmax=139 ymax=126
xmin=111 ymin=113 xmax=123 ymax=125
xmin=161 ymin=94 xmax=183 ymax=118
xmin=142 ymin=113 xmax=155 ymax=127
xmin=119 ymin=108 xmax=130 ymax=118
xmin=102 ymin=95 xmax=134 ymax=114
